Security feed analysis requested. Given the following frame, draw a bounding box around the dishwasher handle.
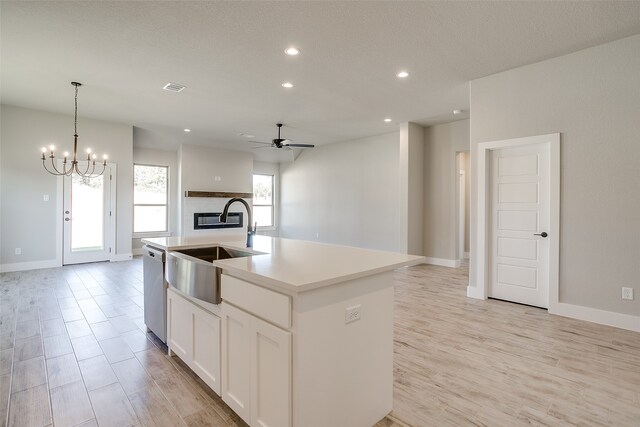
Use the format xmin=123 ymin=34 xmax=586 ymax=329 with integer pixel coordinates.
xmin=142 ymin=245 xmax=165 ymax=262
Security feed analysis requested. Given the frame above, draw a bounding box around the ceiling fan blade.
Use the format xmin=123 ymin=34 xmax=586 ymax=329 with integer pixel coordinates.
xmin=284 ymin=143 xmax=315 ymax=148
xmin=249 ymin=140 xmax=272 ymax=145
xmin=251 ymin=146 xmax=274 ymax=150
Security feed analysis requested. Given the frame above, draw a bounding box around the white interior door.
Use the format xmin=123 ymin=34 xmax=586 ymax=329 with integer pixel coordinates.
xmin=63 ymin=166 xmax=113 ymax=264
xmin=489 ymin=144 xmax=550 ymax=308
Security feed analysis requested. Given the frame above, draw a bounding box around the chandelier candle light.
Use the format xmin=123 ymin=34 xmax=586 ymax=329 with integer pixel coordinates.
xmin=40 ymin=82 xmax=108 ymax=177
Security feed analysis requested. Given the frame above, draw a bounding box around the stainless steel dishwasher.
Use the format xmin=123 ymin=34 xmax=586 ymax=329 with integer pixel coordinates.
xmin=143 ymin=245 xmax=166 ymax=343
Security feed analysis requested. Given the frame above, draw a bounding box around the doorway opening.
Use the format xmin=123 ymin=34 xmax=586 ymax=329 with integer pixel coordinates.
xmin=455 ymin=151 xmax=470 ymax=263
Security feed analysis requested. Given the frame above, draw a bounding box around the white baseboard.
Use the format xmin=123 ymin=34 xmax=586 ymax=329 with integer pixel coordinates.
xmin=550 ymin=302 xmax=640 ymax=333
xmin=465 ymin=283 xmax=640 ymax=333
xmin=423 ymin=257 xmax=461 ymax=268
xmin=464 ymin=252 xmax=470 ymax=259
xmin=111 ymin=253 xmax=133 ymax=262
xmin=0 ymin=259 xmax=61 ymax=273
xmin=132 ymin=248 xmax=143 ymax=256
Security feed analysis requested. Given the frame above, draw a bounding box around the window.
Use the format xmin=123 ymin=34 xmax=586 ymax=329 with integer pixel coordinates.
xmin=134 ymin=164 xmax=168 ymax=233
xmin=253 ymin=174 xmax=274 ymax=227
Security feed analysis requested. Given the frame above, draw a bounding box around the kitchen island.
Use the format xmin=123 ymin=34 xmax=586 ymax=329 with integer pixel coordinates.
xmin=142 ymin=235 xmax=424 ymax=427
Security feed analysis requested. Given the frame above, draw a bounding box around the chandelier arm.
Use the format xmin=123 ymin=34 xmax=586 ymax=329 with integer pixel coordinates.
xmin=62 ymin=162 xmax=73 ymax=176
xmin=87 ymin=162 xmax=97 ymax=177
xmin=49 ymin=157 xmax=65 ymax=175
xmin=42 ymin=159 xmax=60 ymax=176
xmin=95 ymin=162 xmax=106 ymax=177
xmin=78 ymin=160 xmax=92 ymax=177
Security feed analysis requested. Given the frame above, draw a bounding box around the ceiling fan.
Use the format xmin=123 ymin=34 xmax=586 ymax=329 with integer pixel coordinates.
xmin=250 ymin=123 xmax=315 ymax=150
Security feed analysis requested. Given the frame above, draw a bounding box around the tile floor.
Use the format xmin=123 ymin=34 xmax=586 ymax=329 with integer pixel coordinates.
xmin=2 ymin=258 xmax=639 ymax=426
xmin=0 ymin=258 xmax=251 ymax=427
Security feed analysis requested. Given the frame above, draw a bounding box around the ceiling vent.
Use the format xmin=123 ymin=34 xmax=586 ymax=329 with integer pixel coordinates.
xmin=163 ymin=82 xmax=186 ymax=92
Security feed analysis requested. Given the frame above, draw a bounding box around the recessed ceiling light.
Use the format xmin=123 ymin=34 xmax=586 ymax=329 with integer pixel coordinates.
xmin=184 ymin=128 xmax=191 ymax=132
xmin=284 ymin=47 xmax=300 ymax=56
xmin=396 ymin=71 xmax=410 ymax=78
xmin=282 ymin=82 xmax=294 ymax=88
xmin=384 ymin=118 xmax=392 ymax=122
xmin=453 ymin=109 xmax=462 ymax=115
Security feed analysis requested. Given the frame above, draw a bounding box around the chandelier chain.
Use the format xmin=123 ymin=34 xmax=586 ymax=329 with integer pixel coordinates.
xmin=74 ymin=83 xmax=78 ymax=136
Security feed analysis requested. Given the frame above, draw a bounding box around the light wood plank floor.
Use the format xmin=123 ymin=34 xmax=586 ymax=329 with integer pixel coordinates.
xmin=391 ymin=262 xmax=640 ymax=426
xmin=1 ymin=259 xmax=638 ymax=426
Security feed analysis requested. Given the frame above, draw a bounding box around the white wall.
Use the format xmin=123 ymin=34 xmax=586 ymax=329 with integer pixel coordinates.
xmin=470 ymin=34 xmax=640 ymax=317
xmin=280 ymin=132 xmax=401 ymax=252
xmin=131 ymin=147 xmax=178 ymax=254
xmin=178 ymin=144 xmax=253 ymax=238
xmin=423 ymin=119 xmax=470 ymax=261
xmin=0 ymin=105 xmax=133 ymax=270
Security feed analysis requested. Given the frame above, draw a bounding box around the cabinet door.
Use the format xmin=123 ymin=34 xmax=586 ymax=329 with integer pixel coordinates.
xmin=251 ymin=316 xmax=292 ymax=427
xmin=221 ymin=302 xmax=252 ymax=424
xmin=167 ymin=289 xmax=192 ymax=360
xmin=192 ymin=303 xmax=221 ymax=395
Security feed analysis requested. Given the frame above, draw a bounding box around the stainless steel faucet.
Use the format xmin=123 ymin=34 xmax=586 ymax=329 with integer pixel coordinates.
xmin=220 ymin=198 xmax=255 ymax=247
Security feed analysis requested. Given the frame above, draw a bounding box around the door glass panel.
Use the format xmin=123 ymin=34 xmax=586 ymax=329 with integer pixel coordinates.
xmin=71 ymin=174 xmax=104 ymax=251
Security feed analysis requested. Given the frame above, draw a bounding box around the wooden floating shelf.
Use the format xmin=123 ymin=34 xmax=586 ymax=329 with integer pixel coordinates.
xmin=185 ymin=191 xmax=253 ymax=198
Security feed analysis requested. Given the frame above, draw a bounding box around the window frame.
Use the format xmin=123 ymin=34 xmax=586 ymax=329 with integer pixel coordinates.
xmin=252 ymin=173 xmax=275 ymax=229
xmin=133 ymin=163 xmax=170 ymax=237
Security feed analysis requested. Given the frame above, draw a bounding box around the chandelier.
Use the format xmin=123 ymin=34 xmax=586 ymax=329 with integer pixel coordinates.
xmin=40 ymin=82 xmax=108 ymax=177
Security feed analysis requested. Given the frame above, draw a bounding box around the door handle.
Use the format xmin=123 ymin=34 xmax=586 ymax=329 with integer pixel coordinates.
xmin=65 ymin=218 xmax=70 ymax=221
xmin=534 ymin=232 xmax=548 ymax=238
xmin=65 ymin=210 xmax=70 ymax=214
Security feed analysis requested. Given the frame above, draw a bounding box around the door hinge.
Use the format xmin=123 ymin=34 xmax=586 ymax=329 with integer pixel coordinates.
xmin=109 ymin=211 xmax=112 ymax=217
xmin=109 ymin=247 xmax=112 ymax=253
xmin=110 ymin=174 xmax=112 ymax=181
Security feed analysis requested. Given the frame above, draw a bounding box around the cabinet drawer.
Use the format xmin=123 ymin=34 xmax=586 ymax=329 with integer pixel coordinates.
xmin=221 ymin=275 xmax=291 ymax=329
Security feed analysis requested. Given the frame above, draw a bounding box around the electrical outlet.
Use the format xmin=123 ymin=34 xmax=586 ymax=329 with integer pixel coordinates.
xmin=43 ymin=194 xmax=49 ymax=202
xmin=345 ymin=304 xmax=361 ymax=324
xmin=622 ymin=287 xmax=634 ymax=301
xmin=14 ymin=248 xmax=21 ymax=255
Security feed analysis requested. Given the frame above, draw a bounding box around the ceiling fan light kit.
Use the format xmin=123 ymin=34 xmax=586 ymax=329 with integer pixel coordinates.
xmin=251 ymin=123 xmax=315 ymax=150
xmin=40 ymin=82 xmax=108 ymax=177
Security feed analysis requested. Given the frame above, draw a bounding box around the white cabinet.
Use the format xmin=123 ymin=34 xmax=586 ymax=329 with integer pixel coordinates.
xmin=221 ymin=301 xmax=291 ymax=427
xmin=167 ymin=288 xmax=221 ymax=395
xmin=251 ymin=314 xmax=291 ymax=427
xmin=191 ymin=303 xmax=221 ymax=393
xmin=221 ymin=302 xmax=252 ymax=423
xmin=167 ymin=288 xmax=192 ymax=360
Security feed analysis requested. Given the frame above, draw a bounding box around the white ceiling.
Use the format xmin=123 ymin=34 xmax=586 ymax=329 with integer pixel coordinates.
xmin=2 ymin=1 xmax=640 ymax=155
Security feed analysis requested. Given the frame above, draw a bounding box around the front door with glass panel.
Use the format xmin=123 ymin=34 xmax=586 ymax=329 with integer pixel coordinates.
xmin=63 ymin=167 xmax=112 ymax=264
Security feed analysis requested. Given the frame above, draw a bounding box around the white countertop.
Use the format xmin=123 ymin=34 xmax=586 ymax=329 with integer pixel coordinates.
xmin=142 ymin=235 xmax=424 ymax=293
